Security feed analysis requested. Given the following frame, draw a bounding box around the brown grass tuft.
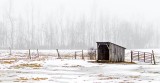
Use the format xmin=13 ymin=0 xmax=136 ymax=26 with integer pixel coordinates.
xmin=16 ymin=77 xmax=28 ymax=81
xmin=1 ymin=61 xmax=15 ymax=64
xmin=13 ymin=63 xmax=42 ymax=69
xmin=32 ymin=77 xmax=48 ymax=81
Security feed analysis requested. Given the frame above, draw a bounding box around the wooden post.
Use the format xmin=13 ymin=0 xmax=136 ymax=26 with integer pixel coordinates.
xmin=89 ymin=50 xmax=92 ymax=60
xmin=152 ymin=50 xmax=156 ymax=65
xmin=82 ymin=50 xmax=84 ymax=60
xmin=56 ymin=49 xmax=61 ymax=59
xmin=37 ymin=49 xmax=39 ymax=58
xmin=95 ymin=50 xmax=96 ymax=60
xmin=75 ymin=52 xmax=76 ymax=59
xmin=138 ymin=51 xmax=139 ymax=61
xmin=131 ymin=51 xmax=133 ymax=63
xmin=144 ymin=52 xmax=145 ymax=62
xmin=29 ymin=49 xmax=31 ymax=59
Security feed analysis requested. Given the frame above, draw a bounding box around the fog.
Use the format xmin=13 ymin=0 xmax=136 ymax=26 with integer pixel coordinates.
xmin=0 ymin=0 xmax=160 ymax=49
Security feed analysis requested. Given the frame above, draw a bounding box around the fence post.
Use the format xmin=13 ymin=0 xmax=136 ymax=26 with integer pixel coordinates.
xmin=82 ymin=50 xmax=84 ymax=60
xmin=152 ymin=50 xmax=156 ymax=65
xmin=95 ymin=50 xmax=96 ymax=60
xmin=29 ymin=49 xmax=31 ymax=59
xmin=75 ymin=52 xmax=76 ymax=59
xmin=131 ymin=51 xmax=133 ymax=63
xmin=37 ymin=49 xmax=39 ymax=58
xmin=138 ymin=51 xmax=139 ymax=61
xmin=56 ymin=49 xmax=61 ymax=59
xmin=144 ymin=52 xmax=145 ymax=62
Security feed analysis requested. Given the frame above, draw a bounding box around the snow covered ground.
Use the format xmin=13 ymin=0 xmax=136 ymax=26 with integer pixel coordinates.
xmin=0 ymin=49 xmax=160 ymax=83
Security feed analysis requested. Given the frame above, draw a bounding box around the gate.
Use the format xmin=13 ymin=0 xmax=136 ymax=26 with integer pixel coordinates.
xmin=131 ymin=50 xmax=156 ymax=64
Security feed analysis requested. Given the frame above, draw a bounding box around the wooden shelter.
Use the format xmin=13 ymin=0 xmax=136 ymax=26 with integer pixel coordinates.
xmin=97 ymin=42 xmax=126 ymax=62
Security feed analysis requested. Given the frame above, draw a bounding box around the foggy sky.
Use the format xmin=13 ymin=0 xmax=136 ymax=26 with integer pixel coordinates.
xmin=0 ymin=0 xmax=160 ymax=49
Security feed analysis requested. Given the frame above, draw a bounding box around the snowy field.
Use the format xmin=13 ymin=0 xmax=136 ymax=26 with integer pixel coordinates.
xmin=0 ymin=49 xmax=160 ymax=83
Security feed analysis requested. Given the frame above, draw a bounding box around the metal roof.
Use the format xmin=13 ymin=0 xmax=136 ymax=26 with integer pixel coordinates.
xmin=96 ymin=42 xmax=126 ymax=49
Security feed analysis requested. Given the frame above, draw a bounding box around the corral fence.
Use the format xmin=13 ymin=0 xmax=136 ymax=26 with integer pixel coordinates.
xmin=29 ymin=49 xmax=96 ymax=60
xmin=131 ymin=50 xmax=156 ymax=64
xmin=57 ymin=49 xmax=96 ymax=60
xmin=0 ymin=49 xmax=97 ymax=62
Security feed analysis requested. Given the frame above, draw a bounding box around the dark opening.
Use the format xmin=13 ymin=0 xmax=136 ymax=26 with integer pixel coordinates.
xmin=98 ymin=45 xmax=109 ymax=60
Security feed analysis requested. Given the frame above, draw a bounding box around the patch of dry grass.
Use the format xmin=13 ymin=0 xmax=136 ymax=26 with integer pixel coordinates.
xmin=13 ymin=63 xmax=42 ymax=69
xmin=123 ymin=61 xmax=136 ymax=64
xmin=119 ymin=82 xmax=134 ymax=83
xmin=129 ymin=76 xmax=140 ymax=78
xmin=0 ymin=58 xmax=17 ymax=61
xmin=16 ymin=77 xmax=28 ymax=81
xmin=97 ymin=74 xmax=119 ymax=80
xmin=63 ymin=54 xmax=72 ymax=57
xmin=88 ymin=61 xmax=136 ymax=64
xmin=99 ymin=77 xmax=119 ymax=80
xmin=0 ymin=61 xmax=15 ymax=64
xmin=15 ymin=77 xmax=48 ymax=82
xmin=20 ymin=63 xmax=42 ymax=67
xmin=32 ymin=77 xmax=48 ymax=81
xmin=0 ymin=57 xmax=17 ymax=64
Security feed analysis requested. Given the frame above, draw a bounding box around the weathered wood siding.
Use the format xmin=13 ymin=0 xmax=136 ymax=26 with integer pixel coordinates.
xmin=109 ymin=43 xmax=125 ymax=62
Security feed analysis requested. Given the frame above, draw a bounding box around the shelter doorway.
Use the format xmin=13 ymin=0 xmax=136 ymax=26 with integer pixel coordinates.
xmin=98 ymin=45 xmax=109 ymax=60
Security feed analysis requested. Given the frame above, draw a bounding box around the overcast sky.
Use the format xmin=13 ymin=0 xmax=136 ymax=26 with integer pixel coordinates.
xmin=0 ymin=0 xmax=160 ymax=49
xmin=0 ymin=0 xmax=160 ymax=24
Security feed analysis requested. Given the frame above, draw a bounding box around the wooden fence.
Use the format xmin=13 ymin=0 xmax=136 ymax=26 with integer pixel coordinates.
xmin=74 ymin=50 xmax=84 ymax=59
xmin=131 ymin=50 xmax=156 ymax=64
xmin=0 ymin=49 xmax=97 ymax=63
